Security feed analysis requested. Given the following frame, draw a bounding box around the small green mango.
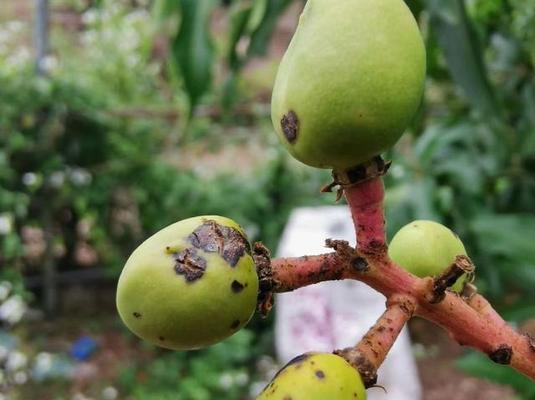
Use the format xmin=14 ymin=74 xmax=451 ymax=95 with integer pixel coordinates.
xmin=271 ymin=0 xmax=426 ymax=170
xmin=257 ymin=353 xmax=367 ymax=400
xmin=116 ymin=216 xmax=259 ymax=350
xmin=389 ymin=220 xmax=468 ymax=290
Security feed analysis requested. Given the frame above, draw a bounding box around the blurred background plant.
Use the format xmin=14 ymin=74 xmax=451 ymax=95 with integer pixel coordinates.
xmin=0 ymin=0 xmax=533 ymax=399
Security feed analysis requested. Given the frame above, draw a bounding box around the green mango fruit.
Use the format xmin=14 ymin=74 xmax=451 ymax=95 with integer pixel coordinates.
xmin=116 ymin=216 xmax=259 ymax=350
xmin=257 ymin=352 xmax=367 ymax=400
xmin=389 ymin=220 xmax=468 ymax=290
xmin=271 ymin=0 xmax=426 ymax=170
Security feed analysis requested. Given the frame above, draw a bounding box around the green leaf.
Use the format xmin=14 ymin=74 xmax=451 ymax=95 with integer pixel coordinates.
xmin=152 ymin=0 xmax=182 ymax=23
xmin=457 ymin=352 xmax=535 ymax=398
xmin=247 ymin=0 xmax=294 ymax=57
xmin=227 ymin=1 xmax=254 ymax=70
xmin=470 ymin=214 xmax=535 ymax=263
xmin=170 ymin=0 xmax=216 ymax=109
xmin=424 ymin=0 xmax=502 ymax=119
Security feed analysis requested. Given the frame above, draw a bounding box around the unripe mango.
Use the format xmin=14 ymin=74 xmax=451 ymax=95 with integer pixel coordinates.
xmin=116 ymin=216 xmax=258 ymax=350
xmin=257 ymin=353 xmax=367 ymax=400
xmin=271 ymin=0 xmax=426 ymax=170
xmin=389 ymin=220 xmax=468 ymax=290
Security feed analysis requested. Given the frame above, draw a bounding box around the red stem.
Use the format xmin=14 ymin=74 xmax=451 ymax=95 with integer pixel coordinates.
xmin=269 ymin=176 xmax=535 ymax=380
xmin=344 ymin=178 xmax=387 ymax=252
xmin=336 ymin=295 xmax=416 ymax=387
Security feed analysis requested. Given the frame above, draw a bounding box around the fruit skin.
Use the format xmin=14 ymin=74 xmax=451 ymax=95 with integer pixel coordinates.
xmin=388 ymin=220 xmax=467 ymax=290
xmin=257 ymin=352 xmax=367 ymax=400
xmin=116 ymin=215 xmax=259 ymax=351
xmin=271 ymin=0 xmax=426 ymax=170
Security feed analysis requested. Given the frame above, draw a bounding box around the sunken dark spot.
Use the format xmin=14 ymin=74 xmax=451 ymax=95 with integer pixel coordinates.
xmin=489 ymin=344 xmax=513 ymax=365
xmin=159 ymin=336 xmax=165 ymax=341
xmin=133 ymin=312 xmax=142 ymax=319
xmin=188 ymin=220 xmax=251 ymax=267
xmin=231 ymin=280 xmax=245 ymax=293
xmin=283 ymin=396 xmax=292 ymax=400
xmin=230 ymin=320 xmax=241 ymax=329
xmin=351 ymin=257 xmax=368 ymax=272
xmin=315 ymin=370 xmax=325 ymax=379
xmin=173 ymin=248 xmax=207 ymax=282
xmin=281 ymin=111 xmax=299 ymax=143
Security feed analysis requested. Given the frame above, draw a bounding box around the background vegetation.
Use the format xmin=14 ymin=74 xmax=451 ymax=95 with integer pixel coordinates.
xmin=0 ymin=0 xmax=534 ymax=399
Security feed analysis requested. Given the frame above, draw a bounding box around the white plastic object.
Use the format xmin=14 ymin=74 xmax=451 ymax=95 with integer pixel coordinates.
xmin=275 ymin=206 xmax=422 ymax=400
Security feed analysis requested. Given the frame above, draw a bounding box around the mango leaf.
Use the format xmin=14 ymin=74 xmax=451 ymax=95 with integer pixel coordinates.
xmin=227 ymin=1 xmax=254 ymax=70
xmin=424 ymin=0 xmax=503 ymax=120
xmin=457 ymin=352 xmax=535 ymax=398
xmin=470 ymin=214 xmax=535 ymax=263
xmin=170 ymin=0 xmax=216 ymax=110
xmin=152 ymin=0 xmax=182 ymax=23
xmin=247 ymin=0 xmax=294 ymax=57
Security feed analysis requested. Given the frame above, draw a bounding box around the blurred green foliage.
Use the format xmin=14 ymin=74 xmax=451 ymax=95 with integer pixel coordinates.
xmin=1 ymin=0 xmax=534 ymax=397
xmin=119 ymin=330 xmax=261 ymax=400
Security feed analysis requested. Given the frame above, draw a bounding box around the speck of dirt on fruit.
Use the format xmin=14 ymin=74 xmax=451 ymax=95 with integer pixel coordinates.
xmin=315 ymin=370 xmax=325 ymax=379
xmin=173 ymin=248 xmax=207 ymax=282
xmin=132 ymin=312 xmax=142 ymax=319
xmin=281 ymin=111 xmax=299 ymax=143
xmin=231 ymin=280 xmax=245 ymax=293
xmin=188 ymin=220 xmax=251 ymax=267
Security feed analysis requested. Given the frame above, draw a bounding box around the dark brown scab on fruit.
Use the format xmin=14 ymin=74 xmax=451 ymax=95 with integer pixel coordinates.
xmin=281 ymin=111 xmax=299 ymax=143
xmin=489 ymin=344 xmax=513 ymax=365
xmin=133 ymin=312 xmax=142 ymax=319
xmin=315 ymin=370 xmax=325 ymax=379
xmin=231 ymin=280 xmax=245 ymax=293
xmin=188 ymin=221 xmax=251 ymax=267
xmin=173 ymin=248 xmax=207 ymax=282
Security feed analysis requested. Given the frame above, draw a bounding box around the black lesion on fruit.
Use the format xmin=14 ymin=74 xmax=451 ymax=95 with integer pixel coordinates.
xmin=159 ymin=336 xmax=165 ymax=341
xmin=133 ymin=312 xmax=142 ymax=319
xmin=173 ymin=248 xmax=207 ymax=282
xmin=281 ymin=111 xmax=299 ymax=144
xmin=188 ymin=220 xmax=251 ymax=267
xmin=230 ymin=320 xmax=241 ymax=330
xmin=315 ymin=370 xmax=325 ymax=379
xmin=231 ymin=280 xmax=245 ymax=293
xmin=489 ymin=344 xmax=513 ymax=365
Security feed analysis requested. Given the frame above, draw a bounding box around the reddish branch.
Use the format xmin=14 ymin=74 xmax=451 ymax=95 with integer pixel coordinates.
xmin=335 ymin=296 xmax=416 ymax=387
xmin=266 ymin=172 xmax=535 ymax=380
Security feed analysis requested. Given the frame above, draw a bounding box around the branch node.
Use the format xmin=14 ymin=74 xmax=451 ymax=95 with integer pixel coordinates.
xmin=333 ymin=348 xmax=378 ymax=388
xmin=489 ymin=344 xmax=513 ymax=365
xmin=253 ymin=242 xmax=274 ymax=317
xmin=325 ymin=239 xmax=369 ymax=273
xmin=430 ymin=255 xmax=475 ymax=304
xmin=460 ymin=282 xmax=478 ymax=302
xmin=321 ymin=156 xmax=391 ymax=197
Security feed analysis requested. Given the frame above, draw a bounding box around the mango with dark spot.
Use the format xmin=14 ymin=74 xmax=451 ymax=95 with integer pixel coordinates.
xmin=116 ymin=216 xmax=258 ymax=350
xmin=389 ymin=220 xmax=468 ymax=291
xmin=257 ymin=353 xmax=366 ymax=399
xmin=271 ymin=0 xmax=425 ymax=170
